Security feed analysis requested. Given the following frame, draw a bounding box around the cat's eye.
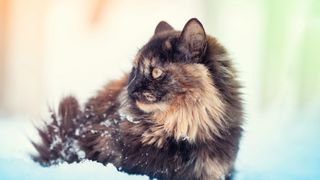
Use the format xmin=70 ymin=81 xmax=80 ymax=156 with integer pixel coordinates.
xmin=152 ymin=67 xmax=163 ymax=79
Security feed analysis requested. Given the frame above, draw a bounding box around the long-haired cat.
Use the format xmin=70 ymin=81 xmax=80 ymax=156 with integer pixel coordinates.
xmin=32 ymin=18 xmax=243 ymax=180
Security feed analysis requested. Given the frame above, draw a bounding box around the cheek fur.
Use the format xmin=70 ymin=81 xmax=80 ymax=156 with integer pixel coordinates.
xmin=136 ymin=101 xmax=169 ymax=113
xmin=147 ymin=63 xmax=226 ymax=142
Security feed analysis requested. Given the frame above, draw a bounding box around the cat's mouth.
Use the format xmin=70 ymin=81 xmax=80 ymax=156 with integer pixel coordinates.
xmin=142 ymin=92 xmax=157 ymax=102
xmin=130 ymin=91 xmax=158 ymax=104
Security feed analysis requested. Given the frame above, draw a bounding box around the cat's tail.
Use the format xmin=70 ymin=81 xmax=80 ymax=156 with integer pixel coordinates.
xmin=31 ymin=96 xmax=86 ymax=166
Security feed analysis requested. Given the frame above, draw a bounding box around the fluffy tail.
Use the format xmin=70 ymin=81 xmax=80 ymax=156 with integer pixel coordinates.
xmin=31 ymin=96 xmax=85 ymax=166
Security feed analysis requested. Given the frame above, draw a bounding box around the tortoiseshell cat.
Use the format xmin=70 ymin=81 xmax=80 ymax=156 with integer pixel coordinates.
xmin=32 ymin=18 xmax=243 ymax=180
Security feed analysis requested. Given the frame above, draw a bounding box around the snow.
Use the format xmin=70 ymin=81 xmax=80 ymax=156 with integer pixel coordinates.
xmin=0 ymin=116 xmax=147 ymax=180
xmin=100 ymin=120 xmax=112 ymax=127
xmin=180 ymin=134 xmax=190 ymax=141
xmin=0 ymin=105 xmax=320 ymax=180
xmin=0 ymin=158 xmax=145 ymax=180
xmin=119 ymin=111 xmax=136 ymax=123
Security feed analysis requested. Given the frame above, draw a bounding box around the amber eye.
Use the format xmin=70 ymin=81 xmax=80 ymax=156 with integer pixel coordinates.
xmin=152 ymin=67 xmax=163 ymax=79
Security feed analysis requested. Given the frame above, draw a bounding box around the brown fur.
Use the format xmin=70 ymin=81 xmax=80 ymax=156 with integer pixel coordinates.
xmin=32 ymin=18 xmax=243 ymax=180
xmin=135 ymin=63 xmax=226 ymax=146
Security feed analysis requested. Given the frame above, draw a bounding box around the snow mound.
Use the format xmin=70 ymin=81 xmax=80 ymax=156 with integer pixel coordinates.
xmin=0 ymin=157 xmax=147 ymax=180
xmin=0 ymin=116 xmax=147 ymax=180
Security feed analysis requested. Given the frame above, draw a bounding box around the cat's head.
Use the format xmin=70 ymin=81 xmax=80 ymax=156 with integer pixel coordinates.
xmin=122 ymin=18 xmax=232 ymax=143
xmin=127 ymin=18 xmax=213 ymax=113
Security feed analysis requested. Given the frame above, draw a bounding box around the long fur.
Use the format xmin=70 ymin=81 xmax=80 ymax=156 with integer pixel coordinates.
xmin=32 ymin=18 xmax=243 ymax=180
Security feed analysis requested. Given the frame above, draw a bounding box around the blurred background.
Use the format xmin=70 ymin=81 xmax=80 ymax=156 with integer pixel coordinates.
xmin=0 ymin=0 xmax=319 ymax=179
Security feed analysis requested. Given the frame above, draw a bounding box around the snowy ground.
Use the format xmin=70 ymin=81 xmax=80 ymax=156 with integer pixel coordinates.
xmin=0 ymin=116 xmax=146 ymax=180
xmin=0 ymin=104 xmax=319 ymax=180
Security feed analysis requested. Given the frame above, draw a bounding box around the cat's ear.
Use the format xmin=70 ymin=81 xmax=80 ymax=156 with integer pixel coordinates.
xmin=154 ymin=21 xmax=174 ymax=35
xmin=179 ymin=18 xmax=207 ymax=61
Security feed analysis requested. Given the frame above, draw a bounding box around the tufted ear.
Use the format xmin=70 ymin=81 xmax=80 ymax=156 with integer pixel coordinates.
xmin=179 ymin=18 xmax=207 ymax=61
xmin=154 ymin=21 xmax=174 ymax=34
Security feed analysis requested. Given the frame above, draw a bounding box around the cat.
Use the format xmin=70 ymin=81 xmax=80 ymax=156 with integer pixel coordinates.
xmin=31 ymin=18 xmax=243 ymax=180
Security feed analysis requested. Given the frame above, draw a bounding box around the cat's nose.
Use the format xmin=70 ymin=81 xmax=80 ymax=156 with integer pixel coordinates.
xmin=130 ymin=91 xmax=140 ymax=100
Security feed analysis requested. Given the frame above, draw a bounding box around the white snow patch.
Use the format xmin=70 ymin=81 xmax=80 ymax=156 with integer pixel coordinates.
xmin=181 ymin=134 xmax=190 ymax=141
xmin=0 ymin=115 xmax=148 ymax=179
xmin=100 ymin=120 xmax=112 ymax=127
xmin=75 ymin=128 xmax=80 ymax=136
xmin=119 ymin=111 xmax=138 ymax=124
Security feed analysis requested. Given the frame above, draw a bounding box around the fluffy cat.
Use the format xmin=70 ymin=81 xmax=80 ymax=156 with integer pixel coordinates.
xmin=32 ymin=18 xmax=243 ymax=180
